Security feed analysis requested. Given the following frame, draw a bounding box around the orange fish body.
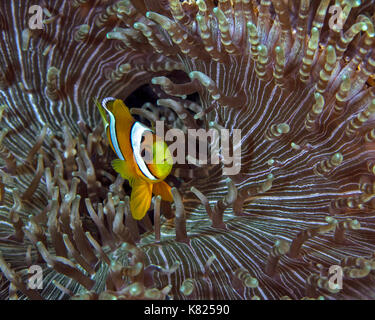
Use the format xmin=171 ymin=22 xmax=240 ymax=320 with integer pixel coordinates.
xmin=95 ymin=97 xmax=173 ymax=220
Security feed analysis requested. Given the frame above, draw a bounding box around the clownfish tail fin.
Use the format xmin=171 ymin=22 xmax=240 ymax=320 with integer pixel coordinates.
xmin=93 ymin=97 xmax=108 ymax=129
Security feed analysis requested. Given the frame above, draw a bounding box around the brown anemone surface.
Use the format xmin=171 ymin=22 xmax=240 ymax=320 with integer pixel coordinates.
xmin=0 ymin=0 xmax=375 ymax=300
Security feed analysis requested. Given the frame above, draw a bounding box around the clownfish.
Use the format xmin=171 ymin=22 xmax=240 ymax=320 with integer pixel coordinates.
xmin=95 ymin=97 xmax=173 ymax=220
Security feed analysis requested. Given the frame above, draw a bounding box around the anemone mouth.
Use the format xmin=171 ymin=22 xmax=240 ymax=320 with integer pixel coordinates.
xmin=0 ymin=0 xmax=375 ymax=300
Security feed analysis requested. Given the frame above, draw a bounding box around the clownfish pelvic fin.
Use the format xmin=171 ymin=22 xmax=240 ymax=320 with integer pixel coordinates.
xmin=130 ymin=178 xmax=153 ymax=220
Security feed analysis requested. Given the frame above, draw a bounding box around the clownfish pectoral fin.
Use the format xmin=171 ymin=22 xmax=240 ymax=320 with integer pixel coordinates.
xmin=93 ymin=97 xmax=109 ymax=129
xmin=111 ymin=159 xmax=136 ymax=182
xmin=152 ymin=181 xmax=173 ymax=202
xmin=130 ymin=178 xmax=153 ymax=220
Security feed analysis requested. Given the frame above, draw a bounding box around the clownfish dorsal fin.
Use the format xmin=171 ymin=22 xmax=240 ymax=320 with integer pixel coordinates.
xmin=130 ymin=178 xmax=153 ymax=220
xmin=152 ymin=181 xmax=173 ymax=202
xmin=100 ymin=98 xmax=134 ymax=161
xmin=111 ymin=99 xmax=134 ymax=125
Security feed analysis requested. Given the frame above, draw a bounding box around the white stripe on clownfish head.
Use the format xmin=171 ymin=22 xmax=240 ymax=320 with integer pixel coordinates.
xmin=131 ymin=121 xmax=158 ymax=181
xmin=101 ymin=97 xmax=125 ymax=161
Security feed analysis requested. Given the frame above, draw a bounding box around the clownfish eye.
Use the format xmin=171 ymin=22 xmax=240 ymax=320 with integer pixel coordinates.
xmin=140 ymin=148 xmax=153 ymax=163
xmin=141 ymin=135 xmax=145 ymax=143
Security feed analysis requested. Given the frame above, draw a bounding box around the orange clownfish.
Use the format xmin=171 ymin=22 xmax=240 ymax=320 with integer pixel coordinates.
xmin=95 ymin=97 xmax=173 ymax=220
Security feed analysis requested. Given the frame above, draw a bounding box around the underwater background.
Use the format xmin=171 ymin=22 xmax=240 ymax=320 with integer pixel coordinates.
xmin=0 ymin=0 xmax=375 ymax=300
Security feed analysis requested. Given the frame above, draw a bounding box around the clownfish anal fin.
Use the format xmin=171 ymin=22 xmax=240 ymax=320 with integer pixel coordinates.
xmin=111 ymin=159 xmax=136 ymax=181
xmin=130 ymin=179 xmax=153 ymax=220
xmin=152 ymin=181 xmax=173 ymax=202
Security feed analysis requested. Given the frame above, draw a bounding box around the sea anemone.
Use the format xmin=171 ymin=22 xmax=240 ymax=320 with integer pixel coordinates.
xmin=1 ymin=0 xmax=375 ymax=300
